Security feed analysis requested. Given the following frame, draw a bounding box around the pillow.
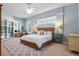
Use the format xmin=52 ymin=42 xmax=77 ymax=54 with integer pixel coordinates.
xmin=37 ymin=31 xmax=41 ymax=35
xmin=40 ymin=31 xmax=44 ymax=35
xmin=43 ymin=31 xmax=52 ymax=35
xmin=37 ymin=31 xmax=44 ymax=35
xmin=46 ymin=31 xmax=52 ymax=35
xmin=37 ymin=31 xmax=52 ymax=35
xmin=44 ymin=32 xmax=47 ymax=35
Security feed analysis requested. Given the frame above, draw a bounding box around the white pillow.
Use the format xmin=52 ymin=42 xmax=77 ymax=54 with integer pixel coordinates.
xmin=37 ymin=31 xmax=41 ymax=35
xmin=43 ymin=31 xmax=52 ymax=35
xmin=46 ymin=32 xmax=52 ymax=35
xmin=37 ymin=31 xmax=44 ymax=35
xmin=44 ymin=32 xmax=47 ymax=35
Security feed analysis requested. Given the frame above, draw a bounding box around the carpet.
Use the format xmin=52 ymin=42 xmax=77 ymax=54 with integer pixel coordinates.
xmin=3 ymin=38 xmax=47 ymax=56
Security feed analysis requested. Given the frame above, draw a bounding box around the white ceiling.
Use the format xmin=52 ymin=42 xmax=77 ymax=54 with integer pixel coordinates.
xmin=3 ymin=3 xmax=72 ymax=18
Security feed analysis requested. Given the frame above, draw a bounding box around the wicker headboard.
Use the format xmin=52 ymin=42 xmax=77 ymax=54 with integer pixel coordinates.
xmin=37 ymin=28 xmax=55 ymax=32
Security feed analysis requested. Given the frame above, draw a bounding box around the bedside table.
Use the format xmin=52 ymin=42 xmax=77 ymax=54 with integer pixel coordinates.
xmin=55 ymin=34 xmax=63 ymax=43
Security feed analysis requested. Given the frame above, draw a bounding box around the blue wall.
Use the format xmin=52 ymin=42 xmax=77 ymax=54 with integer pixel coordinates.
xmin=78 ymin=4 xmax=79 ymax=34
xmin=24 ymin=7 xmax=63 ymax=33
xmin=63 ymin=4 xmax=78 ymax=42
xmin=23 ymin=4 xmax=79 ymax=43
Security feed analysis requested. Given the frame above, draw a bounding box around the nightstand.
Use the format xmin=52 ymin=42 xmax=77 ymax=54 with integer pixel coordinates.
xmin=55 ymin=34 xmax=63 ymax=43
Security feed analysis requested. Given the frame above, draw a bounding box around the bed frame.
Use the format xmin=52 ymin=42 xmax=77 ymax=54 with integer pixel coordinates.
xmin=20 ymin=28 xmax=55 ymax=50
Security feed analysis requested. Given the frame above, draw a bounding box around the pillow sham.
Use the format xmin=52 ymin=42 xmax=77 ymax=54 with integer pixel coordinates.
xmin=46 ymin=31 xmax=52 ymax=35
xmin=37 ymin=31 xmax=41 ymax=35
xmin=37 ymin=31 xmax=44 ymax=35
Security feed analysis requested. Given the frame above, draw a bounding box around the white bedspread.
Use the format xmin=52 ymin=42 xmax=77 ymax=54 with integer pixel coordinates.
xmin=20 ymin=34 xmax=53 ymax=48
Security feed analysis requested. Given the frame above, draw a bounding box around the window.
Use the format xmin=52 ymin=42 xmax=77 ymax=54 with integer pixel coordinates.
xmin=26 ymin=21 xmax=31 ymax=33
xmin=1 ymin=19 xmax=14 ymax=38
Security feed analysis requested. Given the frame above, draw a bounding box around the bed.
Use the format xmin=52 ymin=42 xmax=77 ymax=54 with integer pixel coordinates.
xmin=20 ymin=28 xmax=55 ymax=50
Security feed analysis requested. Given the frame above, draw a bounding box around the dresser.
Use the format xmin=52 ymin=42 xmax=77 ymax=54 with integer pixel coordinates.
xmin=68 ymin=34 xmax=79 ymax=52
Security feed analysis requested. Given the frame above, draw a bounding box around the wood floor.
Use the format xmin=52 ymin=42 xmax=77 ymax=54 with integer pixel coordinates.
xmin=1 ymin=46 xmax=11 ymax=56
xmin=1 ymin=41 xmax=11 ymax=56
xmin=1 ymin=40 xmax=79 ymax=56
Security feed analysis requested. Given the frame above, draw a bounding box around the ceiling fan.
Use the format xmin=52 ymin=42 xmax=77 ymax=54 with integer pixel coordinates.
xmin=25 ymin=3 xmax=34 ymax=14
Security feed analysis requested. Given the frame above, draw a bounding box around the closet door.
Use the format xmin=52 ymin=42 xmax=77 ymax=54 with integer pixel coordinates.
xmin=0 ymin=4 xmax=2 ymax=56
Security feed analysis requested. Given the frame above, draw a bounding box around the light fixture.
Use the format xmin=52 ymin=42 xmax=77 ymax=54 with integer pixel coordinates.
xmin=26 ymin=7 xmax=34 ymax=14
xmin=25 ymin=3 xmax=34 ymax=14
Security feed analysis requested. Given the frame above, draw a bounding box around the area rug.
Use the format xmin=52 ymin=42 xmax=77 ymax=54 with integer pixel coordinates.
xmin=3 ymin=38 xmax=47 ymax=56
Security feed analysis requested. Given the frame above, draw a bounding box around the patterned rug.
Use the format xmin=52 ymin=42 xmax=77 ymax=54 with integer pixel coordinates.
xmin=3 ymin=38 xmax=47 ymax=56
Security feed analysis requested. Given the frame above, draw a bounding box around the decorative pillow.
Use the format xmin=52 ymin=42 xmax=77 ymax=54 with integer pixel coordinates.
xmin=40 ymin=31 xmax=44 ymax=35
xmin=37 ymin=31 xmax=41 ymax=35
xmin=44 ymin=32 xmax=47 ymax=35
xmin=37 ymin=31 xmax=44 ymax=35
xmin=46 ymin=31 xmax=52 ymax=35
xmin=37 ymin=31 xmax=52 ymax=35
